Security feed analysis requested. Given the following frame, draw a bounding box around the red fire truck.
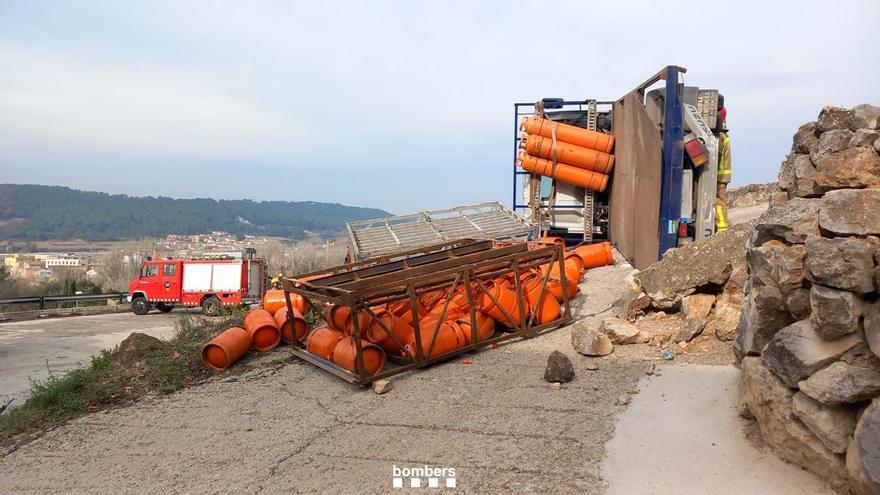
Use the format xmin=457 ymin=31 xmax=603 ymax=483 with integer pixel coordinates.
xmin=127 ymin=249 xmax=267 ymax=315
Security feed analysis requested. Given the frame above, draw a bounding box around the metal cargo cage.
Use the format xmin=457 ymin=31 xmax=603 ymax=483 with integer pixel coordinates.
xmin=345 ymin=202 xmax=535 ymax=261
xmin=281 ymin=239 xmax=573 ymax=385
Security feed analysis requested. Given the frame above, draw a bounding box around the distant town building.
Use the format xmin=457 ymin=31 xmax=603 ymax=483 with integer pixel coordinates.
xmin=45 ymin=257 xmax=82 ymax=267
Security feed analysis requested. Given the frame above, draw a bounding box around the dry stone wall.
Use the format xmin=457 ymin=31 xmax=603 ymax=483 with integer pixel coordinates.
xmin=737 ymin=104 xmax=880 ymax=495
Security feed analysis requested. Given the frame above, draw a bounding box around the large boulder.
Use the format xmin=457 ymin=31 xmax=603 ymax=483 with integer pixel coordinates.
xmin=798 ymin=361 xmax=880 ymax=405
xmin=735 ymin=284 xmax=794 ymax=358
xmin=847 ymin=398 xmax=880 ymax=494
xmin=791 ymin=392 xmax=857 ymax=454
xmin=762 ymin=319 xmax=862 ymax=388
xmin=815 ymin=147 xmax=880 ymax=189
xmin=751 ymin=198 xmax=821 ymax=246
xmin=636 ymin=223 xmax=749 ymax=307
xmin=805 ymin=236 xmax=877 ymax=294
xmin=817 ymin=106 xmax=853 ymax=132
xmin=675 ymin=318 xmax=707 ymax=343
xmin=571 ymin=321 xmax=613 ymax=356
xmin=819 ymin=188 xmax=880 ymax=236
xmin=847 ymin=103 xmax=880 ymax=131
xmin=681 ymin=293 xmax=715 ymax=320
xmin=740 ymin=357 xmax=853 ymax=493
xmin=809 ymin=284 xmax=862 ymax=340
xmin=785 ymin=288 xmax=812 ymax=321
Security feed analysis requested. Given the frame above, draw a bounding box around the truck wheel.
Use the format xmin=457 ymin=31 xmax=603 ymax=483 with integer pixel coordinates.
xmin=201 ymin=296 xmax=221 ymax=316
xmin=132 ymin=297 xmax=150 ymax=315
xmin=156 ymin=303 xmax=174 ymax=313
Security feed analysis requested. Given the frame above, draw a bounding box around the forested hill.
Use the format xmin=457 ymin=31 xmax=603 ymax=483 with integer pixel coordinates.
xmin=0 ymin=184 xmax=390 ymax=241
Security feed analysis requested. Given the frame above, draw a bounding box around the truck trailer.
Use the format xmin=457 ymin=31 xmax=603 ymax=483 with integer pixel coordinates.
xmin=127 ymin=249 xmax=266 ymax=315
xmin=514 ymin=65 xmax=724 ymax=269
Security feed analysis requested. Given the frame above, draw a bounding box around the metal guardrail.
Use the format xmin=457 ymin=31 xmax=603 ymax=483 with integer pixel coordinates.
xmin=0 ymin=292 xmax=128 ymax=310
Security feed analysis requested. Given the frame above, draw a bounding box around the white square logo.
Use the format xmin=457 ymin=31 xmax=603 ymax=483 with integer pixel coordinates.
xmin=392 ymin=478 xmax=402 ymax=489
xmin=446 ymin=477 xmax=456 ymax=488
xmin=410 ymin=478 xmax=421 ymax=488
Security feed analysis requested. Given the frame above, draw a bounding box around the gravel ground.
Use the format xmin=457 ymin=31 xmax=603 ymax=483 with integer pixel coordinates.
xmin=0 ymin=256 xmax=730 ymax=494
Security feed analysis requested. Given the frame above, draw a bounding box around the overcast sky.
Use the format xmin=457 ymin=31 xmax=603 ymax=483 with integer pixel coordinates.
xmin=1 ymin=1 xmax=878 ymax=214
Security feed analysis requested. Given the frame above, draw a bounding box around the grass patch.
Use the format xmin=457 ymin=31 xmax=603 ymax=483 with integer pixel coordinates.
xmin=0 ymin=310 xmax=247 ymax=446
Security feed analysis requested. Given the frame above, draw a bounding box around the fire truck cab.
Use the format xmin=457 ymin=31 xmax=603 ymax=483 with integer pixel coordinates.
xmin=127 ymin=249 xmax=266 ymax=315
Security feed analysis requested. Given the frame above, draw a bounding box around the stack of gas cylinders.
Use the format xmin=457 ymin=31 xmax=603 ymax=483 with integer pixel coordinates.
xmin=202 ymin=241 xmax=614 ymax=377
xmin=516 ymin=116 xmax=615 ymax=192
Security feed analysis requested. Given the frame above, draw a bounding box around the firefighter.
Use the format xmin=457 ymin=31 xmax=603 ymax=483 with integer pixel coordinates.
xmin=715 ymin=95 xmax=731 ymax=232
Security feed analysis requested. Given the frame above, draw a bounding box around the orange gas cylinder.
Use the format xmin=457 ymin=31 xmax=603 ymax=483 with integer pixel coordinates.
xmin=419 ymin=290 xmax=446 ymax=312
xmin=405 ymin=322 xmax=460 ymax=358
xmin=523 ymin=274 xmax=562 ymax=325
xmin=454 ymin=312 xmax=496 ymax=345
xmin=573 ymin=242 xmax=614 ymax=269
xmin=521 ymin=134 xmax=615 ymax=174
xmin=426 ymin=300 xmax=467 ymax=323
xmin=262 ymin=289 xmax=307 ymax=315
xmin=539 ymin=261 xmax=581 ymax=300
xmin=386 ymin=299 xmax=428 ymax=327
xmin=520 ymin=116 xmax=614 ymax=153
xmin=306 ymin=326 xmax=345 ymax=360
xmin=243 ymin=309 xmax=281 ymax=351
xmin=202 ymin=326 xmax=251 ymax=371
xmin=327 ymin=305 xmax=371 ymax=336
xmin=518 ymin=153 xmax=609 ymax=192
xmin=372 ymin=312 xmax=415 ymax=356
xmin=476 ymin=280 xmax=525 ymax=328
xmin=535 ymin=236 xmax=567 ymax=254
xmin=274 ymin=306 xmax=308 ymax=344
xmin=332 ymin=338 xmax=386 ymax=377
xmin=565 ymin=252 xmax=585 ymax=275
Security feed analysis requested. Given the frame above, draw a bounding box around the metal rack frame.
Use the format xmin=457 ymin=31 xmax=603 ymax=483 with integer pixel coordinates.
xmin=281 ymin=239 xmax=572 ymax=385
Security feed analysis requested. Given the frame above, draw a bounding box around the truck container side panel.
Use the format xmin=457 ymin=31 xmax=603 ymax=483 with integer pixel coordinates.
xmin=212 ymin=263 xmax=243 ymax=292
xmin=182 ymin=264 xmax=212 ymax=291
xmin=247 ymin=261 xmax=262 ymax=298
xmin=609 ymin=92 xmax=662 ymax=270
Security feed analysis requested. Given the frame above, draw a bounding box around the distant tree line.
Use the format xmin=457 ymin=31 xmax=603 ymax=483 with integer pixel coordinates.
xmin=0 ymin=184 xmax=389 ymax=241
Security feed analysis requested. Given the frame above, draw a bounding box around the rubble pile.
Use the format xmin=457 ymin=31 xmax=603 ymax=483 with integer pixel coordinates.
xmin=726 ymin=182 xmax=782 ymax=209
xmin=736 ymin=104 xmax=880 ymax=494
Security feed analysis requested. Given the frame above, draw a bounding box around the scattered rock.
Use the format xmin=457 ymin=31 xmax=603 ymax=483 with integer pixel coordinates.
xmin=111 ymin=332 xmax=166 ymax=369
xmin=815 ymin=147 xmax=880 ymax=189
xmin=817 ymin=106 xmax=853 ymax=132
xmin=707 ymin=292 xmax=741 ymax=341
xmin=818 ymin=188 xmax=880 ymax=236
xmin=584 ymin=361 xmax=599 ymax=371
xmin=372 ymin=379 xmax=393 ymax=395
xmin=571 ymin=321 xmax=614 ymax=356
xmin=809 ymin=284 xmax=862 ymax=339
xmin=612 ymin=290 xmax=652 ymax=321
xmin=739 ymin=357 xmax=852 ymax=493
xmin=850 ymin=129 xmax=880 ymax=148
xmin=791 ymin=392 xmax=857 ymax=454
xmin=617 ymin=393 xmax=631 ymax=405
xmin=544 ymin=351 xmax=575 ymax=383
xmin=681 ymin=294 xmax=715 ymax=320
xmin=678 ymin=341 xmax=688 ymax=349
xmin=600 ymin=318 xmax=649 ymax=344
xmin=847 ymin=398 xmax=880 ymax=494
xmin=847 ymin=103 xmax=880 ymax=131
xmin=674 ymin=318 xmax=706 ymax=343
xmin=751 ymin=198 xmax=821 ymax=246
xmin=805 ymin=236 xmax=877 ymax=294
xmin=548 ymin=382 xmax=562 ymax=391
xmin=799 ymin=361 xmax=880 ymax=405
xmin=762 ymin=319 xmax=862 ymax=388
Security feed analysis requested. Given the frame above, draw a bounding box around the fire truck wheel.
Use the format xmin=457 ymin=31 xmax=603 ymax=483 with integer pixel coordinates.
xmin=131 ymin=297 xmax=150 ymax=315
xmin=156 ymin=303 xmax=174 ymax=313
xmin=201 ymin=296 xmax=221 ymax=316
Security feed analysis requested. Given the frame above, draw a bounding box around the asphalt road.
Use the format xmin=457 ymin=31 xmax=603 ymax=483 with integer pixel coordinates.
xmin=0 ymin=311 xmax=180 ymax=406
